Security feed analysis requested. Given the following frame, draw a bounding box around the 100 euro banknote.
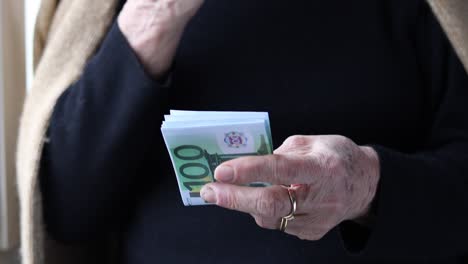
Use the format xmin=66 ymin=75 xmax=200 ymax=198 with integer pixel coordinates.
xmin=161 ymin=111 xmax=273 ymax=206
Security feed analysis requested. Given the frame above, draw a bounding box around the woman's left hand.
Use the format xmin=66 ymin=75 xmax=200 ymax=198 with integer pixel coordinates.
xmin=200 ymin=135 xmax=380 ymax=240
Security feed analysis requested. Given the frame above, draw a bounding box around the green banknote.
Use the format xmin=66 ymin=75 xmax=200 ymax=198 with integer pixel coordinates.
xmin=161 ymin=110 xmax=273 ymax=206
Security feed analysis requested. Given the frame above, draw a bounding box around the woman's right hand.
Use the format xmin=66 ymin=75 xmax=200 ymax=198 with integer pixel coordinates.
xmin=118 ymin=0 xmax=205 ymax=79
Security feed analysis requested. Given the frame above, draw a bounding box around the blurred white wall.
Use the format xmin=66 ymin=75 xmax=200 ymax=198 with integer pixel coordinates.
xmin=0 ymin=0 xmax=25 ymax=251
xmin=0 ymin=0 xmax=40 ymax=263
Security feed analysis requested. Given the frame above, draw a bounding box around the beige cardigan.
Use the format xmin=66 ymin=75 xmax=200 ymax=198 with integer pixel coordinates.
xmin=16 ymin=1 xmax=468 ymax=263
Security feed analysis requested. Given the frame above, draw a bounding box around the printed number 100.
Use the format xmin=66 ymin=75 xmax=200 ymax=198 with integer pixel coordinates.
xmin=174 ymin=145 xmax=211 ymax=191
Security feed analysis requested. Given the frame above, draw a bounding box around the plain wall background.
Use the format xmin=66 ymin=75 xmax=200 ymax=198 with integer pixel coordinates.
xmin=0 ymin=0 xmax=40 ymax=263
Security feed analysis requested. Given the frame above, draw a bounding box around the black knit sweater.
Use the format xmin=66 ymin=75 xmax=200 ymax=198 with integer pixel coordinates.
xmin=40 ymin=1 xmax=468 ymax=263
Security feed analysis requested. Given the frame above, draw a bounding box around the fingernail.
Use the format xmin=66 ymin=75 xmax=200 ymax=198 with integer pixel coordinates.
xmin=201 ymin=186 xmax=216 ymax=203
xmin=215 ymin=165 xmax=234 ymax=182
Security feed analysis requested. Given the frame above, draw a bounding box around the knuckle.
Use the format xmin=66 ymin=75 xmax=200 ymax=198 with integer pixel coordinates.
xmin=256 ymin=192 xmax=275 ymax=217
xmin=285 ymin=135 xmax=309 ymax=148
xmin=270 ymin=155 xmax=285 ymax=179
xmin=255 ymin=217 xmax=267 ymax=228
xmin=296 ymin=232 xmax=309 ymax=241
xmin=256 ymin=191 xmax=284 ymax=218
xmin=322 ymin=153 xmax=345 ymax=176
xmin=332 ymin=134 xmax=348 ymax=142
xmin=218 ymin=191 xmax=238 ymax=210
xmin=254 ymin=217 xmax=273 ymax=229
xmin=271 ymin=154 xmax=297 ymax=183
xmin=299 ymin=230 xmax=325 ymax=241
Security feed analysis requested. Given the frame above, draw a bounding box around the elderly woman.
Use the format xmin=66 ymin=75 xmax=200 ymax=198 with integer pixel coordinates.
xmin=17 ymin=0 xmax=468 ymax=263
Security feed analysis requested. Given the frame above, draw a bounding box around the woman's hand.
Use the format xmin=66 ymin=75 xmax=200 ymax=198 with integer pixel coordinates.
xmin=200 ymin=135 xmax=380 ymax=240
xmin=118 ymin=0 xmax=204 ymax=78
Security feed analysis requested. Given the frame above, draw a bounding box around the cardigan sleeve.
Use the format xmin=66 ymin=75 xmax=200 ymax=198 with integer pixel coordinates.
xmin=340 ymin=4 xmax=468 ymax=260
xmin=39 ymin=21 xmax=170 ymax=243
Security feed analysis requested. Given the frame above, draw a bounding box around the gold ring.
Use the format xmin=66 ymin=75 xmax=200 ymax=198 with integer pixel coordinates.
xmin=279 ymin=217 xmax=288 ymax=232
xmin=279 ymin=188 xmax=297 ymax=232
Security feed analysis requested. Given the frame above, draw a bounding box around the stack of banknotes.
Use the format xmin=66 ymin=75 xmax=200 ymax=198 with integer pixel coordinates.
xmin=161 ymin=110 xmax=273 ymax=206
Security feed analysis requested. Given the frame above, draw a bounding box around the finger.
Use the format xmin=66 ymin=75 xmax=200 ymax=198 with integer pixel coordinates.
xmin=214 ymin=154 xmax=321 ymax=185
xmin=252 ymin=214 xmax=281 ymax=230
xmin=282 ymin=215 xmax=333 ymax=241
xmin=200 ymin=183 xmax=293 ymax=218
xmin=282 ymin=201 xmax=344 ymax=241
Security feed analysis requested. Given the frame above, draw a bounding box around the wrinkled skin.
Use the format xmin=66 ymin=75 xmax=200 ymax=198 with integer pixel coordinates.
xmin=118 ymin=0 xmax=205 ymax=78
xmin=201 ymin=135 xmax=380 ymax=240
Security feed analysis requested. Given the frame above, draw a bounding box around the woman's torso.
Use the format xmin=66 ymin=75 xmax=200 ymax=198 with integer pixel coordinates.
xmin=122 ymin=1 xmax=437 ymax=263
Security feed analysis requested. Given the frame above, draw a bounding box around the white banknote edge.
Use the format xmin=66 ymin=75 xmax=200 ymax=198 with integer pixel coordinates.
xmin=167 ymin=110 xmax=273 ymax=146
xmin=162 ymin=119 xmax=265 ymax=129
